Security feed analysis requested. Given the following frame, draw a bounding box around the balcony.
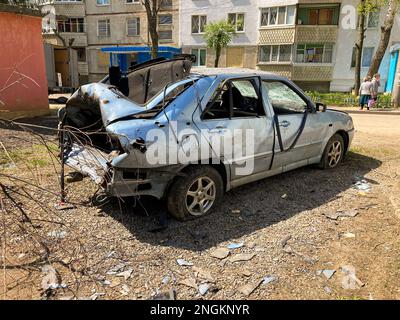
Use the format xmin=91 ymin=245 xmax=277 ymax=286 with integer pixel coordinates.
xmin=259 ymin=27 xmax=296 ymax=45
xmin=292 ymin=64 xmax=333 ymax=81
xmin=295 ymin=25 xmax=338 ymax=43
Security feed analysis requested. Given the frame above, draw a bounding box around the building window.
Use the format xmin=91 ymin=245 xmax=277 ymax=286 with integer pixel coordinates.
xmin=159 ymin=30 xmax=173 ymax=41
xmin=96 ymin=0 xmax=110 ymax=5
xmin=126 ymin=0 xmax=140 ymax=3
xmin=260 ymin=5 xmax=296 ymax=27
xmin=57 ymin=18 xmax=84 ymax=33
xmin=159 ymin=14 xmax=172 ymax=25
xmin=127 ymin=18 xmax=140 ymax=36
xmin=75 ymin=47 xmax=86 ymax=62
xmin=191 ymin=48 xmax=207 ymax=67
xmin=98 ymin=19 xmax=110 ymax=37
xmin=367 ymin=11 xmax=380 ymax=28
xmin=259 ymin=45 xmax=292 ymax=62
xmin=192 ymin=15 xmax=207 ymax=34
xmin=351 ymin=47 xmax=375 ymax=68
xmin=297 ymin=5 xmax=339 ymax=25
xmin=296 ymin=44 xmax=333 ymax=63
xmin=228 ymin=13 xmax=245 ymax=32
xmin=160 ymin=0 xmax=172 ymax=7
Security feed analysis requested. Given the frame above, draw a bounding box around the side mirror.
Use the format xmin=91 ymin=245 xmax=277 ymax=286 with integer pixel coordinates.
xmin=315 ymin=102 xmax=327 ymax=112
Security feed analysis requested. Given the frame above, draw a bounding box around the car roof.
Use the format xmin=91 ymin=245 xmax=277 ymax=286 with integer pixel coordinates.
xmin=190 ymin=67 xmax=288 ymax=81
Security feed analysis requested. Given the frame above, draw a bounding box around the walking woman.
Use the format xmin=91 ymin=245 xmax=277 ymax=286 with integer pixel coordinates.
xmin=359 ymin=76 xmax=372 ymax=110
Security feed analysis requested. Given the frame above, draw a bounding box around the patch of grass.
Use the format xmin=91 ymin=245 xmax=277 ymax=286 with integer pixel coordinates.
xmin=0 ymin=142 xmax=58 ymax=169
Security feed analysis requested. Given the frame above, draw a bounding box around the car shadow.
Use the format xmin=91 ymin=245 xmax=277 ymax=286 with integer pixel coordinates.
xmin=100 ymin=151 xmax=382 ymax=252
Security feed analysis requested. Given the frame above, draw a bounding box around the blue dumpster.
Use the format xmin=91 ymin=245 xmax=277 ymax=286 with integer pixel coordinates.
xmin=101 ymin=46 xmax=182 ymax=74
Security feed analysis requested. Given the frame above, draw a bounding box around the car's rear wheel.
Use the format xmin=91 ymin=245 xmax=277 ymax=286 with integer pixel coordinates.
xmin=166 ymin=166 xmax=223 ymax=221
xmin=319 ymin=133 xmax=345 ymax=169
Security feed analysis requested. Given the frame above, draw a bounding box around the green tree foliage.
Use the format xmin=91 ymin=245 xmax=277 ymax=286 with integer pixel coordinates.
xmin=204 ymin=20 xmax=236 ymax=67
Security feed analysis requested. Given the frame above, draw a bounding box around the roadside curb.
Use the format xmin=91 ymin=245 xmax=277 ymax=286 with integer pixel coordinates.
xmin=329 ymin=108 xmax=400 ymax=115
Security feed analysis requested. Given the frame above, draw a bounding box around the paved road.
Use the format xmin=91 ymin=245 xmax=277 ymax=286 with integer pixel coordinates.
xmin=350 ymin=112 xmax=400 ymax=137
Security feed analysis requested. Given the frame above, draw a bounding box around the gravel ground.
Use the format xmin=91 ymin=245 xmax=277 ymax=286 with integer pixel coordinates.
xmin=0 ymin=113 xmax=399 ymax=300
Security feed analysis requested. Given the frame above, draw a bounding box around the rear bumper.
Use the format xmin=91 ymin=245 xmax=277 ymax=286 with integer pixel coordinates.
xmin=106 ymin=165 xmax=184 ymax=199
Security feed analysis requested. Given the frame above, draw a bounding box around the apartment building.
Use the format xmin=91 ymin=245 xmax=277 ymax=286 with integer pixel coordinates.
xmin=40 ymin=0 xmax=89 ymax=85
xmin=179 ymin=0 xmax=259 ymax=68
xmin=40 ymin=0 xmax=178 ymax=83
xmin=38 ymin=0 xmax=400 ymax=92
xmin=86 ymin=0 xmax=178 ymax=82
xmin=256 ymin=0 xmax=400 ymax=92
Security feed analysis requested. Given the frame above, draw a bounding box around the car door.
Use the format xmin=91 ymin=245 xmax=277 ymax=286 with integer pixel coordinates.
xmin=198 ymin=77 xmax=275 ymax=180
xmin=262 ymin=80 xmax=317 ymax=171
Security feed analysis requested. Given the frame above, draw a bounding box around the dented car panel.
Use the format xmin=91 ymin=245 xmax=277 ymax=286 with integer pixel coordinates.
xmin=60 ymin=64 xmax=355 ymax=204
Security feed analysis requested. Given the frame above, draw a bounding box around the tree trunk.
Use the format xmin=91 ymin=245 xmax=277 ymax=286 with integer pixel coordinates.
xmin=214 ymin=44 xmax=221 ymax=68
xmin=368 ymin=0 xmax=398 ymax=77
xmin=355 ymin=1 xmax=366 ymax=94
xmin=143 ymin=0 xmax=159 ymax=59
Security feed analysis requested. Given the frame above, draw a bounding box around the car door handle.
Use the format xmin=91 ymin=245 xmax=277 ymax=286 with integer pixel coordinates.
xmin=279 ymin=121 xmax=291 ymax=128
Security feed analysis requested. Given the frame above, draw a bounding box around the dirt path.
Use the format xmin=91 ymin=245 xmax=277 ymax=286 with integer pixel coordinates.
xmin=0 ymin=113 xmax=399 ymax=300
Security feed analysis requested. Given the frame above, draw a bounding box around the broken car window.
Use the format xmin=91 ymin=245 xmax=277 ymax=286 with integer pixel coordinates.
xmin=203 ymin=79 xmax=265 ymax=120
xmin=262 ymin=81 xmax=307 ymax=114
xmin=230 ymin=79 xmax=264 ymax=118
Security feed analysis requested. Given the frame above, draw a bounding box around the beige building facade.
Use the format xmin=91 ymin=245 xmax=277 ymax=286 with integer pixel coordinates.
xmin=40 ymin=0 xmax=179 ymax=83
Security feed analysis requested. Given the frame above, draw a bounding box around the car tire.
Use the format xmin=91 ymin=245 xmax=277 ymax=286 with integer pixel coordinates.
xmin=166 ymin=166 xmax=224 ymax=221
xmin=319 ymin=133 xmax=345 ymax=169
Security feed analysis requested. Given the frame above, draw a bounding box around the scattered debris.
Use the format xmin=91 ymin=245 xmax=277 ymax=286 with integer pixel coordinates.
xmin=106 ymin=263 xmax=126 ymax=275
xmin=227 ymin=242 xmax=244 ymax=250
xmin=353 ymin=180 xmax=371 ymax=192
xmin=120 ymin=284 xmax=131 ymax=296
xmin=116 ymin=267 xmax=133 ymax=280
xmin=210 ymin=248 xmax=230 ymax=260
xmin=340 ymin=265 xmax=365 ymax=289
xmin=176 ymin=259 xmax=193 ymax=267
xmin=41 ymin=265 xmax=60 ymax=292
xmin=161 ymin=275 xmax=170 ymax=285
xmin=198 ymin=283 xmax=210 ymax=296
xmin=47 ymin=230 xmax=67 ymax=239
xmin=230 ymin=253 xmax=256 ymax=263
xmin=237 ymin=279 xmax=263 ymax=297
xmin=90 ymin=292 xmax=105 ymax=300
xmin=341 ymin=232 xmax=356 ymax=239
xmin=281 ymin=194 xmax=288 ymax=199
xmin=262 ymin=275 xmax=277 ymax=285
xmin=322 ymin=270 xmax=336 ymax=280
xmin=231 ymin=209 xmax=241 ymax=214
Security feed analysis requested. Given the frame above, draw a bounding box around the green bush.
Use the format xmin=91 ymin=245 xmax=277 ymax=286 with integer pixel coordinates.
xmin=305 ymin=91 xmax=394 ymax=109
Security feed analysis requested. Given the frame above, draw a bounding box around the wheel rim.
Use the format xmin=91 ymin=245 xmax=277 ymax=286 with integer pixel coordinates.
xmin=327 ymin=141 xmax=342 ymax=168
xmin=185 ymin=176 xmax=216 ymax=216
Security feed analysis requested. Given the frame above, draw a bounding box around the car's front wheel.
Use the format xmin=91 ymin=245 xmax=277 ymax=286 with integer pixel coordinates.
xmin=166 ymin=166 xmax=224 ymax=221
xmin=319 ymin=133 xmax=345 ymax=169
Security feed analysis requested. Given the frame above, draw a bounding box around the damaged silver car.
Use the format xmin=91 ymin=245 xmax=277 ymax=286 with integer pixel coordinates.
xmin=59 ymin=57 xmax=354 ymax=220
